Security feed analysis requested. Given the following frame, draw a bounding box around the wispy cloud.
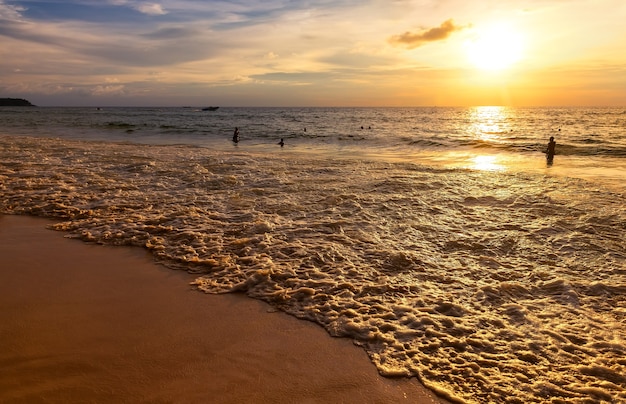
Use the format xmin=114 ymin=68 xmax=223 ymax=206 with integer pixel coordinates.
xmin=389 ymin=19 xmax=467 ymax=49
xmin=1 ymin=0 xmax=624 ymax=106
xmin=134 ymin=2 xmax=167 ymax=16
xmin=0 ymin=0 xmax=25 ymax=21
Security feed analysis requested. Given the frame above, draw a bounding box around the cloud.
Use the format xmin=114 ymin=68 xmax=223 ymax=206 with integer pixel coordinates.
xmin=91 ymin=84 xmax=126 ymax=95
xmin=134 ymin=2 xmax=167 ymax=16
xmin=0 ymin=1 xmax=25 ymax=21
xmin=389 ymin=19 xmax=466 ymax=49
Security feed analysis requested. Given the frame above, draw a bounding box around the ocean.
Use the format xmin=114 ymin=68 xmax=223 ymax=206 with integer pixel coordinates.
xmin=1 ymin=106 xmax=625 ymax=403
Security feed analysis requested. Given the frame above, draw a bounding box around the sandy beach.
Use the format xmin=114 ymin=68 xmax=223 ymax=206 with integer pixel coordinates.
xmin=0 ymin=214 xmax=449 ymax=403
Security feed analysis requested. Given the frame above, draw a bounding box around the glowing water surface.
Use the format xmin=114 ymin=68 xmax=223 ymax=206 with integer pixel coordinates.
xmin=1 ymin=106 xmax=624 ymax=403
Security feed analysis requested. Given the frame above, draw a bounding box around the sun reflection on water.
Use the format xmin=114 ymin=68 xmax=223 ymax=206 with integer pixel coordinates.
xmin=467 ymin=106 xmax=513 ymax=143
xmin=470 ymin=155 xmax=505 ymax=171
xmin=463 ymin=107 xmax=512 ymax=171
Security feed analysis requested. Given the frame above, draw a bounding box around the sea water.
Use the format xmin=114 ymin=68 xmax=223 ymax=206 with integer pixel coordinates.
xmin=1 ymin=106 xmax=624 ymax=403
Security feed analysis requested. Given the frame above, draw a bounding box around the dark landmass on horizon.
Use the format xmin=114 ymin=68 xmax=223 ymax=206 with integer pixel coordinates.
xmin=0 ymin=98 xmax=35 ymax=107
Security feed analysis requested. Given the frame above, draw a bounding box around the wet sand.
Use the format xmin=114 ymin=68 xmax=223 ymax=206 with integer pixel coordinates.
xmin=0 ymin=215 xmax=450 ymax=403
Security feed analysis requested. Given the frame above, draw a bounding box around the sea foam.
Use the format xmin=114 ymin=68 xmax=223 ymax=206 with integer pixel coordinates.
xmin=1 ymin=134 xmax=624 ymax=403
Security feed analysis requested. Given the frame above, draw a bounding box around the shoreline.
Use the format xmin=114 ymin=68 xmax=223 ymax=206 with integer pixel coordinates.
xmin=3 ymin=132 xmax=624 ymax=194
xmin=0 ymin=214 xmax=450 ymax=403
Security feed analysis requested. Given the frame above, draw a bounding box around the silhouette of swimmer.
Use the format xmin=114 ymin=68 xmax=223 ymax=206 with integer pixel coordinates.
xmin=233 ymin=127 xmax=240 ymax=143
xmin=278 ymin=138 xmax=284 ymax=147
xmin=546 ymin=136 xmax=556 ymax=164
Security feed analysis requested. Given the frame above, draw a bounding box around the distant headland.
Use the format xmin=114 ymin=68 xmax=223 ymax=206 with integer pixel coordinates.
xmin=0 ymin=98 xmax=36 ymax=107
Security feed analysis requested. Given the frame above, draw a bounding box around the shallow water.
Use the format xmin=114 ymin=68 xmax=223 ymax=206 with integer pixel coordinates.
xmin=2 ymin=106 xmax=624 ymax=191
xmin=1 ymin=106 xmax=625 ymax=403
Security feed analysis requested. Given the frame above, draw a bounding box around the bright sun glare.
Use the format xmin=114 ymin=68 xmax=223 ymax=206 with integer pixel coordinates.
xmin=466 ymin=24 xmax=524 ymax=71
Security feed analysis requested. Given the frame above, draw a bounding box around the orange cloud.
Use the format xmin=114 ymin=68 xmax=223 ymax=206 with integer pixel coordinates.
xmin=389 ymin=19 xmax=466 ymax=49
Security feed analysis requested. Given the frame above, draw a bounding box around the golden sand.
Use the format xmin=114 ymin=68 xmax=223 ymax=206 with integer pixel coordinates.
xmin=0 ymin=215 xmax=448 ymax=403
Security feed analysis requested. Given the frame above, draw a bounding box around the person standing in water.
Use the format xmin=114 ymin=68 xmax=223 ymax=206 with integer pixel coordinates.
xmin=233 ymin=127 xmax=240 ymax=143
xmin=546 ymin=136 xmax=556 ymax=164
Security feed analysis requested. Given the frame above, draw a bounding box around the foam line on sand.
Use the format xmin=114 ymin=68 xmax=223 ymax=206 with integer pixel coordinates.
xmin=0 ymin=214 xmax=449 ymax=403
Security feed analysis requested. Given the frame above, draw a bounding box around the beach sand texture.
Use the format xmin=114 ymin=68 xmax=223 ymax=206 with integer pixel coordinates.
xmin=0 ymin=215 xmax=449 ymax=403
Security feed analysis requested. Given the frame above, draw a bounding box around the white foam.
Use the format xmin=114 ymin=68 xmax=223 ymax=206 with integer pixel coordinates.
xmin=1 ymin=135 xmax=625 ymax=403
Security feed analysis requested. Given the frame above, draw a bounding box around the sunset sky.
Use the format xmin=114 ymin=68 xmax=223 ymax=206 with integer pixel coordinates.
xmin=1 ymin=0 xmax=625 ymax=107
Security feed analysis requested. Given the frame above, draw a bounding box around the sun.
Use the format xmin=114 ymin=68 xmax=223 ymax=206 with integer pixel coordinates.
xmin=465 ymin=23 xmax=524 ymax=71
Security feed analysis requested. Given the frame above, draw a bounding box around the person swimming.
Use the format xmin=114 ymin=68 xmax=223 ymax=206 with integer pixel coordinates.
xmin=546 ymin=136 xmax=556 ymax=164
